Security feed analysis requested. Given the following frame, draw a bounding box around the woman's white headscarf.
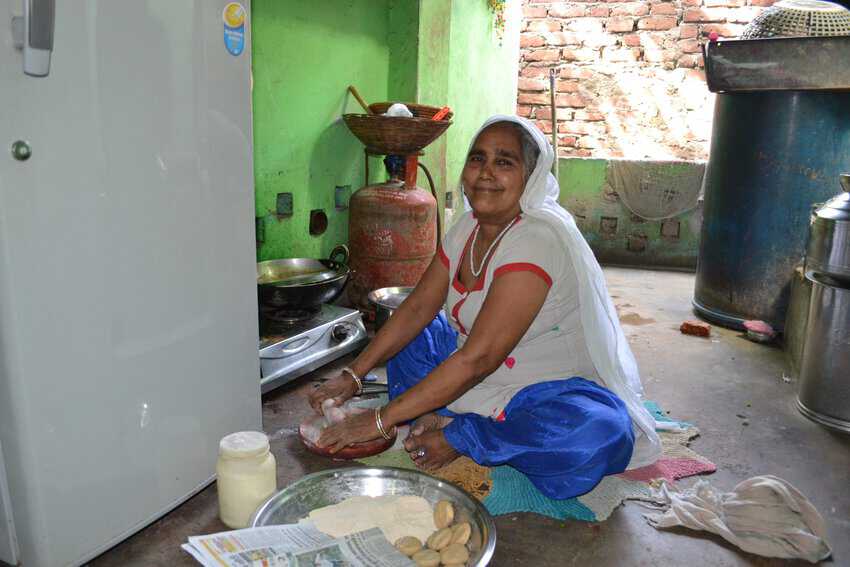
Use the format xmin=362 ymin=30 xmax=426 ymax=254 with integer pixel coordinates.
xmin=462 ymin=115 xmax=661 ymax=468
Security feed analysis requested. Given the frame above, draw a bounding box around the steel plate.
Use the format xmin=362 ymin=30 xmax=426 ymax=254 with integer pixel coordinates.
xmin=251 ymin=466 xmax=497 ymax=566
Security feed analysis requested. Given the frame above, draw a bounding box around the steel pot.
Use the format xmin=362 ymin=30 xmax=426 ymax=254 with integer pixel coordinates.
xmin=257 ymin=245 xmax=349 ymax=309
xmin=367 ymin=286 xmax=413 ymax=331
xmin=797 ymin=271 xmax=850 ymax=433
xmin=806 ymin=173 xmax=850 ymax=284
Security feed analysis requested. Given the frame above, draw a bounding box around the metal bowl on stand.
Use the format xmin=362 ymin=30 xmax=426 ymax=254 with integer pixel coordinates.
xmin=367 ymin=287 xmax=414 ymax=331
xmin=251 ymin=467 xmax=497 ymax=566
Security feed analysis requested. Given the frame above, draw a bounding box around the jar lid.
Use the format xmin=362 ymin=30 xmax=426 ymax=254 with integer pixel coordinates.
xmin=814 ymin=174 xmax=850 ymax=222
xmin=219 ymin=431 xmax=270 ymax=459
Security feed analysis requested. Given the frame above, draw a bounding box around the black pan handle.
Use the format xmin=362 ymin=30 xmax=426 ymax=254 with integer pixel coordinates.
xmin=330 ymin=244 xmax=349 ymax=265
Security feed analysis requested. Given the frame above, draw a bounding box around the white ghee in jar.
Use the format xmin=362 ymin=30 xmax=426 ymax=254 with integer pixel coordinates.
xmin=216 ymin=431 xmax=277 ymax=528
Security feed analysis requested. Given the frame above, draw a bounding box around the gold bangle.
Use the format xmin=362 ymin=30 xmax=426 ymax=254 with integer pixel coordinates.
xmin=342 ymin=366 xmax=363 ymax=395
xmin=375 ymin=407 xmax=395 ymax=440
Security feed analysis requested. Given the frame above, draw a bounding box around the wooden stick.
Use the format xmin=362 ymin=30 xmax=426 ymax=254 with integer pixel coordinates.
xmin=347 ymin=85 xmax=373 ymax=114
xmin=549 ymin=68 xmax=559 ymax=180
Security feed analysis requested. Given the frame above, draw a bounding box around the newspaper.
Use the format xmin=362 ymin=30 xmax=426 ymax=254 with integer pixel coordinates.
xmin=183 ymin=523 xmax=415 ymax=567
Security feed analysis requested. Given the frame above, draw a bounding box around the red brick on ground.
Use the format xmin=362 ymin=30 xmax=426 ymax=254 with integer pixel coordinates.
xmin=680 ymin=320 xmax=711 ymax=337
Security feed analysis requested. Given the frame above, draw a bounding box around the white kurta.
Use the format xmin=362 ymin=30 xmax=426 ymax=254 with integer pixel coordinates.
xmin=438 ymin=213 xmax=599 ymax=418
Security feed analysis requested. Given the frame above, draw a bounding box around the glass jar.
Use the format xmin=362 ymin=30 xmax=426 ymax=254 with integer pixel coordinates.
xmin=216 ymin=431 xmax=277 ymax=528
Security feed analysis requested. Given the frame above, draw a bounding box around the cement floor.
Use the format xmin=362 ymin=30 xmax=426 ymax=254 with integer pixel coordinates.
xmin=81 ymin=268 xmax=850 ymax=566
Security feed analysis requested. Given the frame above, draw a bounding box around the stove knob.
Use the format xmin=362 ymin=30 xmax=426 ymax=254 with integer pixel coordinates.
xmin=331 ymin=324 xmax=350 ymax=342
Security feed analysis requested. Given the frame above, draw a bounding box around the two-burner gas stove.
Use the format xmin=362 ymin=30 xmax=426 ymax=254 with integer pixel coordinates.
xmin=258 ymin=304 xmax=368 ymax=393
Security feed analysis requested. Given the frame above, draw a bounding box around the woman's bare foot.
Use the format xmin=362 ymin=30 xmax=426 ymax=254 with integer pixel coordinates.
xmin=403 ymin=428 xmax=460 ymax=471
xmin=408 ymin=412 xmax=454 ymax=438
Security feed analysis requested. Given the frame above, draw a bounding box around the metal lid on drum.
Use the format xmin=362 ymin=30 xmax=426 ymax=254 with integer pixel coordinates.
xmin=742 ymin=0 xmax=850 ymax=39
xmin=814 ymin=174 xmax=850 ymax=222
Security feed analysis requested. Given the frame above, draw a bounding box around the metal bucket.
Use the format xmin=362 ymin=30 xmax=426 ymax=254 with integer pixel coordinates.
xmin=796 ymin=271 xmax=850 ymax=433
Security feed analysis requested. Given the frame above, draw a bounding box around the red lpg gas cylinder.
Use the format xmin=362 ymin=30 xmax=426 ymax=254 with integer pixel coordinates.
xmin=348 ymin=175 xmax=437 ymax=313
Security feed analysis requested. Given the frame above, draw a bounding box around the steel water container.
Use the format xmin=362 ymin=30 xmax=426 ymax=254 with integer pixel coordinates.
xmin=806 ymin=174 xmax=850 ymax=285
xmin=693 ymin=91 xmax=850 ymax=330
xmin=796 ymin=272 xmax=850 ymax=433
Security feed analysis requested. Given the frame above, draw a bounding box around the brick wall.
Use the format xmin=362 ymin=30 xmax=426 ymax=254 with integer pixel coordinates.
xmin=517 ymin=0 xmax=775 ymax=160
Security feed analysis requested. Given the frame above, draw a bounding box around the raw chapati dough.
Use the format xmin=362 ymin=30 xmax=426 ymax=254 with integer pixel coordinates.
xmin=308 ymin=495 xmax=436 ymax=544
xmin=299 ymin=416 xmax=328 ymax=444
xmin=426 ymin=527 xmax=453 ymax=551
xmin=300 ymin=399 xmax=371 ymax=445
xmin=434 ymin=499 xmax=454 ymax=529
xmin=395 ymin=535 xmax=423 ymax=557
xmin=440 ymin=543 xmax=470 ymax=564
xmin=411 ymin=549 xmax=441 ymax=567
xmin=450 ymin=521 xmax=471 ymax=545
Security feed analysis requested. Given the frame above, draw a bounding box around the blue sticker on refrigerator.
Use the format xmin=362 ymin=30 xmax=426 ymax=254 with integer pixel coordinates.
xmin=223 ymin=3 xmax=246 ymax=56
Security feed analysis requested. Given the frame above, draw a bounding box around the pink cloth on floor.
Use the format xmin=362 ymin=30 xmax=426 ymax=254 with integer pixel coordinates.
xmin=620 ymin=457 xmax=717 ymax=483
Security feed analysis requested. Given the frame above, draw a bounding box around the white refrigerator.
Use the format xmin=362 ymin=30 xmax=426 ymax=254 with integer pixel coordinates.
xmin=0 ymin=1 xmax=261 ymax=565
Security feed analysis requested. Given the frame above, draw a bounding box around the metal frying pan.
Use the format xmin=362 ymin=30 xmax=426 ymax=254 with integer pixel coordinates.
xmin=257 ymin=245 xmax=350 ymax=309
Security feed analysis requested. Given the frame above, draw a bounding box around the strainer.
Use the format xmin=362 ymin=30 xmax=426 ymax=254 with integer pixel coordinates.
xmin=741 ymin=0 xmax=850 ymax=39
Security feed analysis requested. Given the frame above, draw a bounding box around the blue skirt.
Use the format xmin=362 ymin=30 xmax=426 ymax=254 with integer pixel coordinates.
xmin=387 ymin=312 xmax=635 ymax=500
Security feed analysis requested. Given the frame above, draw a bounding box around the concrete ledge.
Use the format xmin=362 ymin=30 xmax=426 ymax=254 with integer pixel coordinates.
xmin=559 ymin=157 xmax=704 ymax=271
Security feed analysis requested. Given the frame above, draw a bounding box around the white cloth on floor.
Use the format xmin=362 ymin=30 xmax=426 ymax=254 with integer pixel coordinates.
xmin=641 ymin=475 xmax=831 ymax=563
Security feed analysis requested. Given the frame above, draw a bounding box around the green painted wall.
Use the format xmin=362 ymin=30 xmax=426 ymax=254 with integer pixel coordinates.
xmin=444 ymin=0 xmax=521 ymax=214
xmin=252 ymin=0 xmax=399 ymax=261
xmin=252 ymin=0 xmax=521 ymax=260
xmin=558 ymin=158 xmax=703 ymax=270
xmin=388 ymin=0 xmax=419 ymax=102
xmin=415 ymin=0 xmax=453 ymax=211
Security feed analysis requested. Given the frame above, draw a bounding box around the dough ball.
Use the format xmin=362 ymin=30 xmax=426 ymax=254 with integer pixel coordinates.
xmin=434 ymin=500 xmax=455 ymax=529
xmin=394 ymin=536 xmax=422 ymax=557
xmin=450 ymin=521 xmax=471 ymax=545
xmin=411 ymin=548 xmax=440 ymax=567
xmin=325 ymin=405 xmax=347 ymax=424
xmin=426 ymin=527 xmax=453 ymax=551
xmin=299 ymin=415 xmax=328 ymax=445
xmin=440 ymin=543 xmax=470 ymax=565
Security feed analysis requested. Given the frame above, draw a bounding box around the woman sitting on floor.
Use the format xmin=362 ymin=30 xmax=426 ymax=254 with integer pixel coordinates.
xmin=310 ymin=115 xmax=660 ymax=499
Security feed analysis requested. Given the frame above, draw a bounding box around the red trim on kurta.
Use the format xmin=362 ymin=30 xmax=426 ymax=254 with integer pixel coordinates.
xmin=449 ymin=215 xmax=525 ymax=334
xmin=437 ymin=244 xmax=449 ymax=269
xmin=454 ymin=214 xmax=523 ymax=293
xmin=493 ymin=262 xmax=553 ymax=287
xmin=453 ymin=225 xmax=478 ymax=294
xmin=450 ymin=296 xmax=469 ymax=335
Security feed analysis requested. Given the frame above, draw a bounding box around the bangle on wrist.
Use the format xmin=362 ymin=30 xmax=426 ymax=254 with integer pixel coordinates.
xmin=375 ymin=407 xmax=396 ymax=440
xmin=342 ymin=366 xmax=363 ymax=395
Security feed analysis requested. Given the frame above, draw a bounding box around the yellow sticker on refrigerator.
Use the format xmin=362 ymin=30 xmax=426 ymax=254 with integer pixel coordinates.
xmin=223 ymin=3 xmax=246 ymax=56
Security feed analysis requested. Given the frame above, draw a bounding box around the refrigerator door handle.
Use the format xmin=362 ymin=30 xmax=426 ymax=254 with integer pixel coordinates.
xmin=21 ymin=0 xmax=55 ymax=77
